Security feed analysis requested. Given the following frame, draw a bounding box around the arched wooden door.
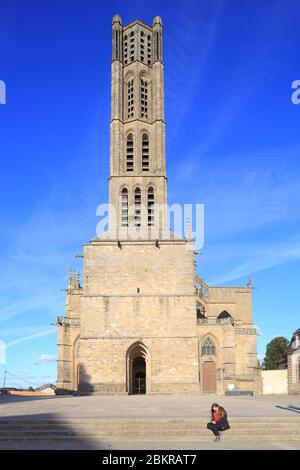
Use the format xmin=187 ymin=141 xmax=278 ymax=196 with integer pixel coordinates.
xmin=202 ymin=361 xmax=216 ymax=393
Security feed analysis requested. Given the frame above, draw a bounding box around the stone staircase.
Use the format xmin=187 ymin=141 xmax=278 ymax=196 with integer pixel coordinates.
xmin=0 ymin=417 xmax=300 ymax=444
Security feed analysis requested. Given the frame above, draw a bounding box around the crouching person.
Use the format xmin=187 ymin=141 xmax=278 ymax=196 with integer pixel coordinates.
xmin=207 ymin=403 xmax=230 ymax=441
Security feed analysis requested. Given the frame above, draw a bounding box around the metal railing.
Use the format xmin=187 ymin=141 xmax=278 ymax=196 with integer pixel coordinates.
xmin=197 ymin=317 xmax=235 ymax=326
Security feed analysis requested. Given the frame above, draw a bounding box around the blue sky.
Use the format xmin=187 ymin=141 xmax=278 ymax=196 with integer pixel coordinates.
xmin=0 ymin=0 xmax=300 ymax=387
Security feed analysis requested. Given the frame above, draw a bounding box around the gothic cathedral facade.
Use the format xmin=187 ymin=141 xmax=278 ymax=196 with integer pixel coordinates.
xmin=57 ymin=16 xmax=258 ymax=395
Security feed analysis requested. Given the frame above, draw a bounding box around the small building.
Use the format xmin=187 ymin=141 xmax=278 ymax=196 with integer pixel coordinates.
xmin=36 ymin=384 xmax=56 ymax=395
xmin=0 ymin=387 xmax=17 ymax=395
xmin=287 ymin=329 xmax=300 ymax=395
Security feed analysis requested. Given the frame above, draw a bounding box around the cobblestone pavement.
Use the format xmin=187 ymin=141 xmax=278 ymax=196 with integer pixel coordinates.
xmin=1 ymin=394 xmax=300 ymax=419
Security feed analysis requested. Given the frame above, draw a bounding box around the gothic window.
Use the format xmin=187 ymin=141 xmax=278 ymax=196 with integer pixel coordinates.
xmin=142 ymin=133 xmax=149 ymax=171
xmin=218 ymin=310 xmax=231 ymax=319
xmin=124 ymin=35 xmax=128 ymax=64
xmin=140 ymin=78 xmax=149 ymax=119
xmin=134 ymin=187 xmax=141 ymax=227
xmin=155 ymin=31 xmax=160 ymax=61
xmin=126 ymin=133 xmax=134 ymax=171
xmin=115 ymin=30 xmax=118 ymax=59
xmin=121 ymin=188 xmax=128 ymax=227
xmin=201 ymin=337 xmax=216 ymax=356
xmin=147 ymin=34 xmax=152 ymax=65
xmin=147 ymin=186 xmax=155 ymax=226
xmin=216 ymin=310 xmax=233 ymax=325
xmin=127 ymin=79 xmax=134 ymax=119
xmin=140 ymin=31 xmax=145 ymax=62
xmin=130 ymin=31 xmax=135 ymax=62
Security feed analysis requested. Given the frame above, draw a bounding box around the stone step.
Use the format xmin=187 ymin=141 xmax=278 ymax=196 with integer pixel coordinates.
xmin=1 ymin=424 xmax=299 ymax=431
xmin=0 ymin=417 xmax=299 ymax=425
xmin=1 ymin=426 xmax=300 ymax=439
xmin=1 ymin=434 xmax=300 ymax=443
xmin=0 ymin=418 xmax=300 ymax=443
xmin=1 ymin=427 xmax=300 ymax=436
xmin=0 ymin=420 xmax=299 ymax=429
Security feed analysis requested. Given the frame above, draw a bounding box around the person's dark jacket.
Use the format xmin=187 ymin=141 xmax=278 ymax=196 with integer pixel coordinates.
xmin=218 ymin=412 xmax=230 ymax=431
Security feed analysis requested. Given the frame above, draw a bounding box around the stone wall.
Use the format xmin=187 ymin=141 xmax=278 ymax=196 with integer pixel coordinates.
xmin=78 ymin=238 xmax=200 ymax=395
xmin=56 ymin=288 xmax=81 ymax=393
xmin=261 ymin=370 xmax=288 ymax=395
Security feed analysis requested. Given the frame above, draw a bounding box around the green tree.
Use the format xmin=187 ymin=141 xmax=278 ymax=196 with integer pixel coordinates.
xmin=263 ymin=336 xmax=289 ymax=370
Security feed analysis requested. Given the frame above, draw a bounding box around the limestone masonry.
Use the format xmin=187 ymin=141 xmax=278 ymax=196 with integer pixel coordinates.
xmin=57 ymin=15 xmax=258 ymax=395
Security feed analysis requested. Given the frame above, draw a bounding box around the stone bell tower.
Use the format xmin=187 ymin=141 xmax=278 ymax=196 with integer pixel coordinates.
xmin=57 ymin=15 xmax=258 ymax=396
xmin=71 ymin=15 xmax=200 ymax=395
xmin=109 ymin=15 xmax=167 ymax=237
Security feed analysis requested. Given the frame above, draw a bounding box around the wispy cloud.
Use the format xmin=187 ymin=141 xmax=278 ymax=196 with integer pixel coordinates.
xmin=189 ymin=0 xmax=297 ymax=156
xmin=0 ymin=294 xmax=62 ymax=324
xmin=172 ymin=143 xmax=300 ymax=238
xmin=0 ymin=73 xmax=105 ymax=384
xmin=165 ymin=0 xmax=223 ymax=131
xmin=34 ymin=354 xmax=57 ymax=365
xmin=0 ymin=175 xmax=95 ymax=325
xmin=0 ymin=325 xmax=52 ymax=338
xmin=6 ymin=328 xmax=56 ymax=348
xmin=38 ymin=354 xmax=56 ymax=362
xmin=209 ymin=235 xmax=300 ymax=285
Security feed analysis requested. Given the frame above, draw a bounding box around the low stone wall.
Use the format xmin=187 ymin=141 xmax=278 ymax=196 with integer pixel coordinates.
xmin=261 ymin=370 xmax=288 ymax=395
xmin=7 ymin=390 xmax=55 ymax=396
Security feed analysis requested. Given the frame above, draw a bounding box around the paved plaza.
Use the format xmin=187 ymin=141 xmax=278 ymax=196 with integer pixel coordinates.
xmin=1 ymin=394 xmax=300 ymax=419
xmin=1 ymin=394 xmax=300 ymax=450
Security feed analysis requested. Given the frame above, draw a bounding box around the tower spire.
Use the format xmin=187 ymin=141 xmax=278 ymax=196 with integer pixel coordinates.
xmin=108 ymin=16 xmax=167 ymax=239
xmin=68 ymin=266 xmax=76 ymax=289
xmin=76 ymin=271 xmax=81 ymax=289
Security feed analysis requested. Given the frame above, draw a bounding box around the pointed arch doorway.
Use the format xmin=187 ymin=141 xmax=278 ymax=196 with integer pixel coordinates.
xmin=127 ymin=342 xmax=150 ymax=395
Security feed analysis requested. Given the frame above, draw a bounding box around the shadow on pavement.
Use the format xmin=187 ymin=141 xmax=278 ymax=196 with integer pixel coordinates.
xmin=275 ymin=405 xmax=300 ymax=414
xmin=0 ymin=412 xmax=108 ymax=450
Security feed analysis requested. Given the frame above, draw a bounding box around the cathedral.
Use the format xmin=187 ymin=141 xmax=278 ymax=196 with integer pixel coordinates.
xmin=57 ymin=15 xmax=258 ymax=395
